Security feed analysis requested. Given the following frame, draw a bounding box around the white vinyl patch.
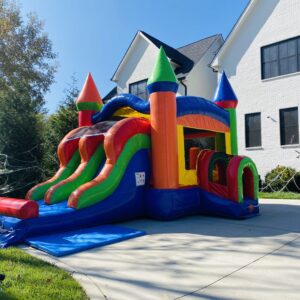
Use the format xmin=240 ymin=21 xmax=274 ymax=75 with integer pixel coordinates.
xmin=135 ymin=172 xmax=146 ymax=186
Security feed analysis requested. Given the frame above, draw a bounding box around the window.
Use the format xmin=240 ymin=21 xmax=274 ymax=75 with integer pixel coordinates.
xmin=129 ymin=79 xmax=149 ymax=100
xmin=261 ymin=36 xmax=300 ymax=79
xmin=280 ymin=107 xmax=299 ymax=145
xmin=245 ymin=113 xmax=261 ymax=148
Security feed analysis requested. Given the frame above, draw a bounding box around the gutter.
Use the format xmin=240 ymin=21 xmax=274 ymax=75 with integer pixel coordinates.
xmin=178 ymin=77 xmax=187 ymax=96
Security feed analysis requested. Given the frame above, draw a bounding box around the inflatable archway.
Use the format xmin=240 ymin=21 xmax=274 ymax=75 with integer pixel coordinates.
xmin=197 ymin=151 xmax=258 ymax=203
xmin=227 ymin=156 xmax=259 ymax=203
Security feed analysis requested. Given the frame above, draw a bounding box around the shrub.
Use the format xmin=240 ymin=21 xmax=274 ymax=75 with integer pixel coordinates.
xmin=264 ymin=165 xmax=300 ymax=193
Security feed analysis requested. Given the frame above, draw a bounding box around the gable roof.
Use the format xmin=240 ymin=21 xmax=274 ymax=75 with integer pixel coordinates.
xmin=177 ymin=34 xmax=223 ymax=64
xmin=211 ymin=0 xmax=256 ymax=70
xmin=140 ymin=31 xmax=194 ymax=74
xmin=112 ymin=31 xmax=223 ymax=82
xmin=103 ymin=86 xmax=117 ymax=103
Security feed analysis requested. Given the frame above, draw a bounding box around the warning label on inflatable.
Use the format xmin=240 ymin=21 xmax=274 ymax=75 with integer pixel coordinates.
xmin=135 ymin=172 xmax=145 ymax=186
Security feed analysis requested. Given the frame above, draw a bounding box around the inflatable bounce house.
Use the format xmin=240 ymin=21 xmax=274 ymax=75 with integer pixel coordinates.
xmin=0 ymin=47 xmax=259 ymax=251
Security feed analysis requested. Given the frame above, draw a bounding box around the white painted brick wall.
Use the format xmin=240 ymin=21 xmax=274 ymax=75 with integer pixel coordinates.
xmin=217 ymin=0 xmax=300 ymax=177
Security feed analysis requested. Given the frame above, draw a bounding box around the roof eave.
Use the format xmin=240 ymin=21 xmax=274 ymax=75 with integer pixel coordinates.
xmin=211 ymin=0 xmax=257 ymax=70
xmin=193 ymin=35 xmax=224 ymax=72
xmin=140 ymin=31 xmax=194 ymax=74
xmin=111 ymin=31 xmax=144 ymax=82
xmin=211 ymin=57 xmax=220 ymax=71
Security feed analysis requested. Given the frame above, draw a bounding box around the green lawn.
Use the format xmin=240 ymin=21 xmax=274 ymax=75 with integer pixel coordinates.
xmin=0 ymin=247 xmax=88 ymax=300
xmin=259 ymin=191 xmax=300 ymax=199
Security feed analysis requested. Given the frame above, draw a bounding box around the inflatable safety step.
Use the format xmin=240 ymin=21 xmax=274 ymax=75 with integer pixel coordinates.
xmin=0 ymin=197 xmax=39 ymax=219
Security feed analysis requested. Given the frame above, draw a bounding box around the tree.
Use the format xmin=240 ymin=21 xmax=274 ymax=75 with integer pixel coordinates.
xmin=42 ymin=77 xmax=79 ymax=178
xmin=0 ymin=0 xmax=56 ymax=110
xmin=0 ymin=0 xmax=57 ymax=197
xmin=0 ymin=86 xmax=45 ymax=196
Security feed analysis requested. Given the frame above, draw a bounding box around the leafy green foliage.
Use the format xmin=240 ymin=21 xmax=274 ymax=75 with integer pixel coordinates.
xmin=0 ymin=0 xmax=57 ymax=110
xmin=0 ymin=247 xmax=88 ymax=300
xmin=0 ymin=87 xmax=45 ymax=197
xmin=0 ymin=0 xmax=57 ymax=197
xmin=264 ymin=165 xmax=300 ymax=193
xmin=42 ymin=78 xmax=79 ymax=179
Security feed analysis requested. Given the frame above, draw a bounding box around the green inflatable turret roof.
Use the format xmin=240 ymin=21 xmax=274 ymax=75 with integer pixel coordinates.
xmin=147 ymin=47 xmax=178 ymax=85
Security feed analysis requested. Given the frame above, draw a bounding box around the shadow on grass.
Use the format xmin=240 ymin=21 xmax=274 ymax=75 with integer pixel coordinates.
xmin=0 ymin=289 xmax=17 ymax=300
xmin=0 ymin=249 xmax=56 ymax=270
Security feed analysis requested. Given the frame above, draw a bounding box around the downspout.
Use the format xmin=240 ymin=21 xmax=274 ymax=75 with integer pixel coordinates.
xmin=178 ymin=77 xmax=187 ymax=96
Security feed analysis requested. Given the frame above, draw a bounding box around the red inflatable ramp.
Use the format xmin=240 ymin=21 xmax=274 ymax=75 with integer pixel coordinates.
xmin=0 ymin=197 xmax=39 ymax=219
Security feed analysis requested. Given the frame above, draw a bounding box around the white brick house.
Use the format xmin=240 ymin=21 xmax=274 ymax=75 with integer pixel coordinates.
xmin=211 ymin=0 xmax=300 ymax=176
xmin=104 ymin=31 xmax=224 ymax=102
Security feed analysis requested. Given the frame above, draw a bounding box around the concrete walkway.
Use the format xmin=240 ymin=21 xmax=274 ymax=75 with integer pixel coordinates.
xmin=23 ymin=199 xmax=300 ymax=300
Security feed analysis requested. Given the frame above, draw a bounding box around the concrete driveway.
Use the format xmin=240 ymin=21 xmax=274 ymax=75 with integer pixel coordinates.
xmin=23 ymin=199 xmax=300 ymax=300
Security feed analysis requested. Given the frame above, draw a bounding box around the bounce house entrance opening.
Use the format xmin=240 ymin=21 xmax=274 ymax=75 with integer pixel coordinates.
xmin=183 ymin=127 xmax=215 ymax=170
xmin=242 ymin=167 xmax=255 ymax=200
xmin=212 ymin=159 xmax=227 ymax=185
xmin=207 ymin=152 xmax=228 ymax=186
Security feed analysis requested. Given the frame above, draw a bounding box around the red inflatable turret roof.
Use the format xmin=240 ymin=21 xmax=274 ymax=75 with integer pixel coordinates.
xmin=76 ymin=73 xmax=103 ymax=111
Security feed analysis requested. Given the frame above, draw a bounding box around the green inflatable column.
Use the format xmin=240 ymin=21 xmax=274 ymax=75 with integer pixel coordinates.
xmin=227 ymin=108 xmax=238 ymax=155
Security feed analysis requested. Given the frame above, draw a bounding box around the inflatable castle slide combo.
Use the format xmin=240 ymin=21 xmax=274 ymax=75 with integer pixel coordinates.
xmin=0 ymin=47 xmax=259 ymax=254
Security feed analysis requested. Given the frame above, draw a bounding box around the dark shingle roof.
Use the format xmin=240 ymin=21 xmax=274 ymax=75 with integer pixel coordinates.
xmin=103 ymin=86 xmax=117 ymax=103
xmin=140 ymin=31 xmax=194 ymax=74
xmin=177 ymin=34 xmax=223 ymax=64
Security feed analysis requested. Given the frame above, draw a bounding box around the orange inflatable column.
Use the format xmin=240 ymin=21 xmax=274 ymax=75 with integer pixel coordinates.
xmin=147 ymin=47 xmax=179 ymax=189
xmin=76 ymin=73 xmax=103 ymax=127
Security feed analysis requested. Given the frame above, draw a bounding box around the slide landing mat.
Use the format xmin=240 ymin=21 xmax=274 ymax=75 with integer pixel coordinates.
xmin=25 ymin=225 xmax=146 ymax=256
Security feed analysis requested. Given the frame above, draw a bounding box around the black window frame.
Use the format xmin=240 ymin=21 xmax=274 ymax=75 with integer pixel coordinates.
xmin=129 ymin=79 xmax=149 ymax=100
xmin=245 ymin=112 xmax=262 ymax=148
xmin=261 ymin=36 xmax=300 ymax=79
xmin=279 ymin=107 xmax=299 ymax=146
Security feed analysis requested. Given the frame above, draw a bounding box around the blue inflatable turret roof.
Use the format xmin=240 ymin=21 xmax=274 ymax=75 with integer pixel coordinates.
xmin=213 ymin=71 xmax=238 ymax=109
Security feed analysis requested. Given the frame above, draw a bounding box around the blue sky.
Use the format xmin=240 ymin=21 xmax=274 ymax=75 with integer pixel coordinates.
xmin=19 ymin=0 xmax=248 ymax=113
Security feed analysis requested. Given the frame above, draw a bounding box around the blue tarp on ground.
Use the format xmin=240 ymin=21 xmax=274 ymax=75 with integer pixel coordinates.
xmin=25 ymin=225 xmax=145 ymax=257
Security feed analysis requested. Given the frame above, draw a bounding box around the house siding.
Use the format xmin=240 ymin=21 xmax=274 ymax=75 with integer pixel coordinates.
xmin=116 ymin=35 xmax=159 ymax=94
xmin=186 ymin=36 xmax=223 ymax=99
xmin=115 ymin=33 xmax=222 ymax=101
xmin=215 ymin=0 xmax=300 ymax=177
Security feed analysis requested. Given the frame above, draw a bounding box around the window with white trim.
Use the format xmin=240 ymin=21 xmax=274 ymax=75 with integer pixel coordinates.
xmin=245 ymin=113 xmax=261 ymax=148
xmin=280 ymin=107 xmax=299 ymax=145
xmin=261 ymin=36 xmax=300 ymax=79
xmin=129 ymin=79 xmax=149 ymax=100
